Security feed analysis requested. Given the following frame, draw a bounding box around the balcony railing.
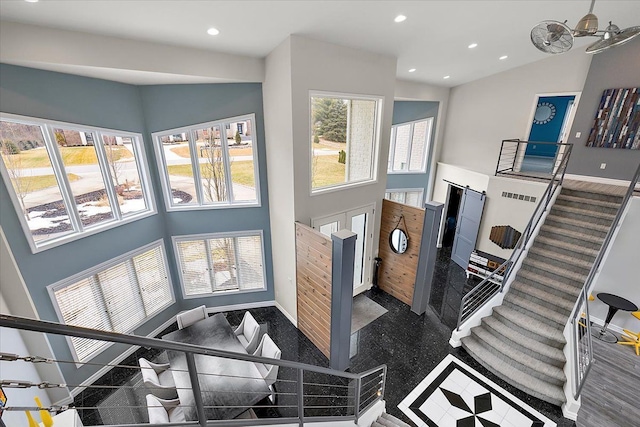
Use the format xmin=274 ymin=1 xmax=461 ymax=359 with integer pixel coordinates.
xmin=495 ymin=139 xmax=572 ymax=181
xmin=0 ymin=314 xmax=386 ymax=427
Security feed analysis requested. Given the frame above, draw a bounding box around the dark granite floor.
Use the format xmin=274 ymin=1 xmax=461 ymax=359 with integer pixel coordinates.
xmin=74 ymin=248 xmax=575 ymax=426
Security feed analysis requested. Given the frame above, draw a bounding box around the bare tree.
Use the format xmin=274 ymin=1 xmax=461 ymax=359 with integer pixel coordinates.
xmin=201 ymin=129 xmax=228 ymax=203
xmin=1 ymin=138 xmax=32 ymax=220
xmin=103 ymin=135 xmax=125 ymax=188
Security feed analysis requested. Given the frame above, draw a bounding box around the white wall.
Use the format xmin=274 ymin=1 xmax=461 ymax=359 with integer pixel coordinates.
xmin=0 ymin=228 xmax=71 ymax=405
xmin=394 ymin=80 xmax=451 ymax=202
xmin=263 ymin=38 xmax=298 ymax=323
xmin=440 ymin=49 xmax=592 ymax=176
xmin=0 ymin=292 xmax=52 ymax=425
xmin=0 ymin=21 xmax=264 ymax=84
xmin=589 ymin=197 xmax=640 ymax=333
xmin=476 ymin=177 xmax=547 ymax=259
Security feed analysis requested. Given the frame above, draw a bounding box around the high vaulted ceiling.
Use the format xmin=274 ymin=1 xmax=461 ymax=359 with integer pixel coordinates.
xmin=1 ymin=0 xmax=639 ymax=87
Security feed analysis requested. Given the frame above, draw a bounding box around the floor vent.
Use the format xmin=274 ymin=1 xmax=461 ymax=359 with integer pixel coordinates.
xmin=501 ymin=191 xmax=536 ymax=203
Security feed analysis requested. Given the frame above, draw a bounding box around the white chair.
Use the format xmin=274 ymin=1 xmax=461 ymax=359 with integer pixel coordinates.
xmin=139 ymin=358 xmax=177 ymax=400
xmin=145 ymin=394 xmax=185 ymax=423
xmin=253 ymin=333 xmax=281 ymax=403
xmin=176 ymin=305 xmax=207 ymax=329
xmin=234 ymin=311 xmax=260 ymax=354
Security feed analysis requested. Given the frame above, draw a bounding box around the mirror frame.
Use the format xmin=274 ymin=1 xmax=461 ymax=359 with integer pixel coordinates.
xmin=389 ymin=228 xmax=408 ymax=254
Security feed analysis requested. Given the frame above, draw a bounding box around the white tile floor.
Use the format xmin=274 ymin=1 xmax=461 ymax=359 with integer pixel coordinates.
xmin=398 ymin=354 xmax=556 ymax=427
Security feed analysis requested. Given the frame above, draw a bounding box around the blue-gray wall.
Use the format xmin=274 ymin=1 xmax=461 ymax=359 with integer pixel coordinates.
xmin=386 ymin=101 xmax=440 ymax=198
xmin=0 ymin=64 xmax=273 ymax=385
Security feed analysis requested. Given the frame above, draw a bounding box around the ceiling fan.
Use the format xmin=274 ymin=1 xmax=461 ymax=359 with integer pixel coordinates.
xmin=530 ymin=0 xmax=640 ymax=54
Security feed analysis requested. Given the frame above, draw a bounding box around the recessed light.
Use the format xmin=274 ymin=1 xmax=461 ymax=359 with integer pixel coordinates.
xmin=24 ymin=0 xmax=39 ymax=3
xmin=207 ymin=27 xmax=220 ymax=36
xmin=499 ymin=55 xmax=509 ymax=60
xmin=468 ymin=43 xmax=478 ymax=49
xmin=443 ymin=75 xmax=451 ymax=79
xmin=394 ymin=15 xmax=407 ymax=23
xmin=408 ymin=68 xmax=416 ymax=73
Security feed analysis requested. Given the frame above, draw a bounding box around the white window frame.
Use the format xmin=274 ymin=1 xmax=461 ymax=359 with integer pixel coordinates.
xmin=152 ymin=114 xmax=261 ymax=211
xmin=384 ymin=188 xmax=425 ymax=207
xmin=0 ymin=113 xmax=156 ymax=253
xmin=309 ymin=91 xmax=384 ymax=195
xmin=47 ymin=239 xmax=175 ymax=364
xmin=173 ymin=230 xmax=268 ymax=299
xmin=387 ymin=118 xmax=433 ymax=174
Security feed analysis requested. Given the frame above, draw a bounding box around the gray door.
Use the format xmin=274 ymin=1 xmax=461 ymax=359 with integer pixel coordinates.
xmin=451 ymin=188 xmax=486 ymax=269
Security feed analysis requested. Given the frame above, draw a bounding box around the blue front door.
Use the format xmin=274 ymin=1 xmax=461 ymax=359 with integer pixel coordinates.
xmin=525 ymin=95 xmax=575 ymax=158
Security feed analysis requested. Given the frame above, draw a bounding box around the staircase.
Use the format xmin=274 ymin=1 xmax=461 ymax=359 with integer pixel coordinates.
xmin=461 ymin=181 xmax=624 ymax=406
xmin=372 ymin=412 xmax=411 ymax=427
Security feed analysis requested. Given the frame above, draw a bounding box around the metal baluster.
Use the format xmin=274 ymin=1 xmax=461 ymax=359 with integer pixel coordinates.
xmin=297 ymin=368 xmax=304 ymax=427
xmin=354 ymin=377 xmax=362 ymax=422
xmin=185 ymin=352 xmax=207 ymax=427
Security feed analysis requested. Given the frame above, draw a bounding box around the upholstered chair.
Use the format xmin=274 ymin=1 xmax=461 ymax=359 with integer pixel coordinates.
xmin=145 ymin=394 xmax=185 ymax=423
xmin=253 ymin=333 xmax=281 ymax=402
xmin=234 ymin=311 xmax=260 ymax=354
xmin=176 ymin=305 xmax=207 ymax=329
xmin=139 ymin=358 xmax=178 ymax=399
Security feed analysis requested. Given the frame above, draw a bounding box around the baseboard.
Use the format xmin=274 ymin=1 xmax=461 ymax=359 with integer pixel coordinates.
xmin=204 ymin=300 xmax=275 ymax=315
xmin=589 ymin=315 xmax=625 ymax=335
xmin=563 ymin=173 xmax=632 ymax=188
xmin=70 ymin=316 xmax=176 ymax=397
xmin=275 ymin=301 xmax=297 ymax=327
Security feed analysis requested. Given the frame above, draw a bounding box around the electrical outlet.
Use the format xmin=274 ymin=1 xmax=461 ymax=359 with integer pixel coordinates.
xmin=575 ymin=131 xmax=582 ymax=138
xmin=600 ymin=163 xmax=607 ymax=169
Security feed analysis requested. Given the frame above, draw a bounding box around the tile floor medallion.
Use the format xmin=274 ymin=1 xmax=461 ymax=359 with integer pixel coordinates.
xmin=399 ymin=354 xmax=556 ymax=427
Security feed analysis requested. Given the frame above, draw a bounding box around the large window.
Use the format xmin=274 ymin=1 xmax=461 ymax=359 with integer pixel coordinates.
xmin=0 ymin=114 xmax=154 ymax=252
xmin=48 ymin=241 xmax=173 ymax=362
xmin=153 ymin=115 xmax=260 ymax=210
xmin=385 ymin=189 xmax=424 ymax=208
xmin=388 ymin=118 xmax=433 ymax=173
xmin=310 ymin=93 xmax=382 ymax=192
xmin=174 ymin=231 xmax=266 ymax=298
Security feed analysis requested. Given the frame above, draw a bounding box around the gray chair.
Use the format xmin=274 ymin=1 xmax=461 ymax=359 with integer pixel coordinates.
xmin=253 ymin=333 xmax=281 ymax=402
xmin=176 ymin=305 xmax=207 ymax=329
xmin=234 ymin=311 xmax=260 ymax=354
xmin=145 ymin=394 xmax=185 ymax=423
xmin=139 ymin=358 xmax=177 ymax=400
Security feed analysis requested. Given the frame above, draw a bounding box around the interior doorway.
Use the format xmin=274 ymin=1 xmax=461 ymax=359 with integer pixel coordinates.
xmin=312 ymin=204 xmax=375 ymax=294
xmin=442 ymin=184 xmax=463 ymax=248
xmin=521 ymin=93 xmax=579 ymax=173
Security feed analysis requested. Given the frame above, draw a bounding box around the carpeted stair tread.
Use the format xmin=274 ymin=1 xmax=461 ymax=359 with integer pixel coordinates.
xmin=555 ymin=194 xmax=620 ymax=209
xmin=380 ymin=413 xmax=411 ymax=427
xmin=528 ymin=246 xmax=593 ymax=271
xmin=522 ymin=258 xmax=588 ymax=284
xmin=510 ymin=280 xmax=575 ymax=312
xmin=538 ymin=225 xmax=604 ymax=245
xmin=461 ymin=336 xmax=566 ymax=406
xmin=534 ymin=235 xmax=599 ymax=258
xmin=517 ymin=269 xmax=582 ymax=298
xmin=504 ymin=293 xmax=567 ymax=326
xmin=544 ymin=214 xmax=610 ymax=233
xmin=483 ymin=316 xmax=565 ymax=364
xmin=493 ymin=305 xmax=566 ymax=345
xmin=470 ymin=327 xmax=565 ymax=384
xmin=551 ymin=204 xmax=616 ymax=221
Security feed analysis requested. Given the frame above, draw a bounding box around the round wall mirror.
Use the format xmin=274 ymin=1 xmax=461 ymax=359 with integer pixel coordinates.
xmin=389 ymin=229 xmax=408 ymax=254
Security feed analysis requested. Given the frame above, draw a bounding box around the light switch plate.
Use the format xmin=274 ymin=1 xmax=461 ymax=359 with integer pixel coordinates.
xmin=600 ymin=163 xmax=607 ymax=169
xmin=575 ymin=131 xmax=582 ymax=138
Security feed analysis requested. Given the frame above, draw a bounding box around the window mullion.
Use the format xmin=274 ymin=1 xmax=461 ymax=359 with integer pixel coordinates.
xmin=93 ymin=274 xmax=115 ymax=332
xmin=220 ymin=123 xmax=234 ymax=203
xmin=189 ymin=130 xmax=205 ymax=205
xmin=204 ymin=239 xmax=215 ymax=293
xmin=406 ymin=123 xmax=415 ymax=171
xmin=233 ymin=237 xmax=242 ymax=290
xmin=94 ymin=131 xmax=122 ymax=221
xmin=43 ymin=125 xmax=84 ymax=233
xmin=389 ymin=126 xmax=396 ymax=172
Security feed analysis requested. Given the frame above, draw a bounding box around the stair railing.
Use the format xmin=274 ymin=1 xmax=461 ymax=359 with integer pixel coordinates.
xmin=568 ymin=161 xmax=640 ymax=399
xmin=495 ymin=139 xmax=572 ymax=180
xmin=0 ymin=314 xmax=386 ymax=427
xmin=456 ymin=144 xmax=573 ymax=330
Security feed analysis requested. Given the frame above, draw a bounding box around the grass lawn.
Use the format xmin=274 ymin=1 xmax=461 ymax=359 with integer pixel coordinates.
xmin=167 ymin=161 xmax=255 ymax=187
xmin=312 ymin=154 xmax=345 ymax=188
xmin=7 ymin=146 xmax=133 ymax=168
xmin=170 ymin=145 xmax=254 ymax=158
xmin=17 ymin=173 xmax=81 ymax=193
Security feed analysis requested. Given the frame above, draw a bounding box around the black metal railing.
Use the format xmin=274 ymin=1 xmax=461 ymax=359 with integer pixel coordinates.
xmin=0 ymin=314 xmax=386 ymax=427
xmin=495 ymin=139 xmax=572 ymax=180
xmin=456 ymin=144 xmax=573 ymax=329
xmin=568 ymin=161 xmax=640 ymax=399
